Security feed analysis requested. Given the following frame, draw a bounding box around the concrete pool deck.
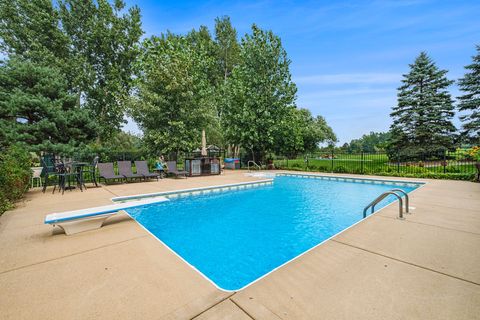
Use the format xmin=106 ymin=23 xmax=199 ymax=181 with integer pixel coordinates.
xmin=0 ymin=171 xmax=479 ymax=319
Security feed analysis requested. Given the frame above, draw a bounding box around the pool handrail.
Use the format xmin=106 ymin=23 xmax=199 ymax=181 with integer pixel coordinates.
xmin=363 ymin=190 xmax=406 ymax=219
xmin=390 ymin=188 xmax=410 ymax=214
xmin=247 ymin=160 xmax=261 ymax=172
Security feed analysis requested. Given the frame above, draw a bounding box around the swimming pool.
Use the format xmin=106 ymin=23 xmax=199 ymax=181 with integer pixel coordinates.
xmin=125 ymin=174 xmax=420 ymax=291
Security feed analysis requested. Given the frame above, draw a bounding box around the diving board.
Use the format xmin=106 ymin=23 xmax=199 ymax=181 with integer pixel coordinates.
xmin=45 ymin=197 xmax=169 ymax=235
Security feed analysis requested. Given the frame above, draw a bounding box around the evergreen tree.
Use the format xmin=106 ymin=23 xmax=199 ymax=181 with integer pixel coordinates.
xmin=0 ymin=58 xmax=97 ymax=153
xmin=388 ymin=52 xmax=456 ymax=156
xmin=457 ymin=45 xmax=480 ymax=144
xmin=0 ymin=0 xmax=143 ymax=140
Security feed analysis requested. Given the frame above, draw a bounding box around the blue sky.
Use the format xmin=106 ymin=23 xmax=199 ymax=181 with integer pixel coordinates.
xmin=123 ymin=0 xmax=479 ymax=144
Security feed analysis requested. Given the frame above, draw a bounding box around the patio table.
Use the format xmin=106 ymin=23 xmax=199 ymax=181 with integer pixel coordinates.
xmin=64 ymin=161 xmax=89 ymax=191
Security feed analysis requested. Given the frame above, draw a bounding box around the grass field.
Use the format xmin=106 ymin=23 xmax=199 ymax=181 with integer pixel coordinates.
xmin=273 ymin=153 xmax=477 ymax=177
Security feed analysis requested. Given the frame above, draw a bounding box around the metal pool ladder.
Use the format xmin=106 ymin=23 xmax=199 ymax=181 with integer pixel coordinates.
xmin=363 ymin=189 xmax=410 ymax=219
xmin=247 ymin=160 xmax=261 ymax=172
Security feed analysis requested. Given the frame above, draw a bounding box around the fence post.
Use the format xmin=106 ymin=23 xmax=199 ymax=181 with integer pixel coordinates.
xmin=361 ymin=152 xmax=364 ymax=174
xmin=397 ymin=153 xmax=400 ymax=173
xmin=331 ymin=149 xmax=334 ymax=172
xmin=443 ymin=149 xmax=447 ymax=174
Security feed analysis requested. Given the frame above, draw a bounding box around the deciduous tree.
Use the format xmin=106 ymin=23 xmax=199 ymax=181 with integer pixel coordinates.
xmin=223 ymin=25 xmax=297 ymax=162
xmin=275 ymin=108 xmax=336 ymax=157
xmin=0 ymin=0 xmax=143 ymax=140
xmin=131 ymin=34 xmax=216 ymax=156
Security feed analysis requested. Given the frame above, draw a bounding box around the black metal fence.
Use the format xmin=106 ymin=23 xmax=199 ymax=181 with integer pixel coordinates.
xmin=59 ymin=147 xmax=477 ymax=179
xmin=273 ymin=150 xmax=478 ymax=177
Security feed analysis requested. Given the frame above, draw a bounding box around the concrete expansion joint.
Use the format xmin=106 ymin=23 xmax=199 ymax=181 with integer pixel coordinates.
xmin=331 ymin=239 xmax=480 ymax=286
xmin=102 ymin=186 xmax=120 ymax=197
xmin=228 ymin=298 xmax=256 ymax=320
xmin=376 ymin=214 xmax=480 ymax=236
xmin=188 ymin=292 xmax=236 ymax=319
xmin=0 ymin=234 xmax=148 ymax=276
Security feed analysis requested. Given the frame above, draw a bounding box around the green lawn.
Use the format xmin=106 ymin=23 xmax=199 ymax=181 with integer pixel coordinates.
xmin=274 ymin=154 xmax=476 ymax=176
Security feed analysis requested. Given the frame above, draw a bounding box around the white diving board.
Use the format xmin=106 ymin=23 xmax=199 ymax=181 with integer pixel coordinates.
xmin=45 ymin=197 xmax=169 ymax=235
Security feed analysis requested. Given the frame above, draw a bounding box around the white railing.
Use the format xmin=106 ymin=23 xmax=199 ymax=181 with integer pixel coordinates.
xmin=247 ymin=160 xmax=261 ymax=172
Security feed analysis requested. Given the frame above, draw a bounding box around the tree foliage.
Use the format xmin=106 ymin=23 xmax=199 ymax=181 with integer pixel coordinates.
xmin=0 ymin=0 xmax=143 ymax=139
xmin=131 ymin=33 xmax=217 ymax=156
xmin=0 ymin=58 xmax=97 ymax=153
xmin=275 ymin=108 xmax=336 ymax=157
xmin=388 ymin=52 xmax=456 ymax=156
xmin=0 ymin=145 xmax=32 ymax=214
xmin=215 ymin=16 xmax=241 ymax=82
xmin=343 ymin=132 xmax=390 ymax=153
xmin=457 ymin=45 xmax=480 ymax=144
xmin=1 ymin=7 xmax=337 ymax=160
xmin=223 ymin=25 xmax=297 ymax=161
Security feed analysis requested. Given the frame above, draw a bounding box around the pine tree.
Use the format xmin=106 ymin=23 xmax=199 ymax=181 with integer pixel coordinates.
xmin=0 ymin=58 xmax=97 ymax=153
xmin=0 ymin=0 xmax=143 ymax=140
xmin=388 ymin=52 xmax=456 ymax=156
xmin=457 ymin=45 xmax=480 ymax=144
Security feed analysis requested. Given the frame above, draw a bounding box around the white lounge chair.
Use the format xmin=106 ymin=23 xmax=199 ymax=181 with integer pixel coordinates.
xmin=44 ymin=197 xmax=169 ymax=235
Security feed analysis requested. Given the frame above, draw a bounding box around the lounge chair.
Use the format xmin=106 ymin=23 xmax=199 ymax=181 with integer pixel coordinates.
xmin=166 ymin=161 xmax=187 ymax=178
xmin=118 ymin=160 xmax=143 ymax=181
xmin=135 ymin=160 xmax=160 ymax=181
xmin=97 ymin=162 xmax=125 ymax=184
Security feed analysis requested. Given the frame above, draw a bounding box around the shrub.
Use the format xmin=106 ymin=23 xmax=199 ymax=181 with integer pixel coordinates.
xmin=401 ymin=166 xmax=429 ymax=174
xmin=291 ymin=162 xmax=302 ymax=168
xmin=333 ymin=166 xmax=347 ymax=173
xmin=444 ymin=166 xmax=461 ymax=173
xmin=375 ymin=171 xmax=474 ymax=181
xmin=0 ymin=146 xmax=32 ymax=215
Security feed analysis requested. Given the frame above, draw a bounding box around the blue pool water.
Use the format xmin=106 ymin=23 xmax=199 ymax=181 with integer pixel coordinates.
xmin=126 ymin=175 xmax=418 ymax=290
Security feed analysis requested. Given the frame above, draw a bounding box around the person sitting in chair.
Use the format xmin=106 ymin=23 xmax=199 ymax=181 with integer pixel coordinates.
xmin=155 ymin=155 xmax=166 ymax=178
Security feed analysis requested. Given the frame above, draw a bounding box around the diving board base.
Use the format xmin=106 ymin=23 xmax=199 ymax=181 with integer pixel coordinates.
xmin=45 ymin=196 xmax=169 ymax=235
xmin=53 ymin=213 xmax=116 ymax=235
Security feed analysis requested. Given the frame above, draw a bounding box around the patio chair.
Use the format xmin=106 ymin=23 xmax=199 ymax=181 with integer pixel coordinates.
xmin=41 ymin=155 xmax=63 ymax=193
xmin=118 ymin=160 xmax=143 ymax=181
xmin=135 ymin=160 xmax=160 ymax=181
xmin=56 ymin=160 xmax=84 ymax=195
xmin=166 ymin=161 xmax=187 ymax=178
xmin=83 ymin=156 xmax=99 ymax=187
xmin=97 ymin=162 xmax=125 ymax=184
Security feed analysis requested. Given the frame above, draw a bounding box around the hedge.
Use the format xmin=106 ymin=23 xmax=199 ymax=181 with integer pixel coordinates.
xmin=275 ymin=166 xmax=476 ymax=181
xmin=0 ymin=146 xmax=32 ymax=215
